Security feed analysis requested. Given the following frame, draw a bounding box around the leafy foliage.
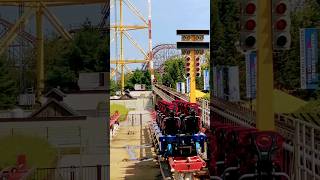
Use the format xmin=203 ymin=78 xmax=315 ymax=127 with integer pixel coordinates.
xmin=0 ymin=58 xmax=18 ymax=109
xmin=45 ymin=21 xmax=109 ymax=92
xmin=161 ymin=57 xmax=185 ymax=88
xmin=124 ymin=70 xmax=151 ymax=90
xmin=110 ymin=79 xmax=120 ymax=96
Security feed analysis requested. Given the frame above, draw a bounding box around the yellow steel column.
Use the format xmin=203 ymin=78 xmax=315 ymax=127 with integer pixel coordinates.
xmin=189 ymin=35 xmax=196 ymax=103
xmin=36 ymin=2 xmax=44 ymax=104
xmin=120 ymin=0 xmax=125 ymax=94
xmin=256 ymin=0 xmax=274 ymax=130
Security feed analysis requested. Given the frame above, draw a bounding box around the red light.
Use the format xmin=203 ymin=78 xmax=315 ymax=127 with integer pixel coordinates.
xmin=246 ymin=19 xmax=256 ymax=31
xmin=276 ymin=3 xmax=287 ymax=14
xmin=186 ymin=62 xmax=190 ymax=66
xmin=196 ymin=57 xmax=200 ymax=61
xmin=246 ymin=3 xmax=256 ymax=15
xmin=196 ymin=67 xmax=201 ymax=71
xmin=186 ymin=67 xmax=190 ymax=71
xmin=196 ymin=62 xmax=200 ymax=67
xmin=186 ymin=56 xmax=191 ymax=61
xmin=276 ymin=19 xmax=287 ymax=30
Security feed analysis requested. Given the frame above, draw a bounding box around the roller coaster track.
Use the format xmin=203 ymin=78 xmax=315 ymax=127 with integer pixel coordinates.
xmin=153 ymin=84 xmax=320 ymax=179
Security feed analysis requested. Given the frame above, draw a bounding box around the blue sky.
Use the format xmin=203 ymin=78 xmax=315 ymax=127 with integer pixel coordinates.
xmin=110 ymin=0 xmax=210 ymax=70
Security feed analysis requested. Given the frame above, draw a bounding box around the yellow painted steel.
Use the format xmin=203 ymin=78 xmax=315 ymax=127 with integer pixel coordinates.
xmin=0 ymin=7 xmax=33 ymax=55
xmin=110 ymin=60 xmax=145 ymax=64
xmin=41 ymin=2 xmax=72 ymax=40
xmin=36 ymin=3 xmax=44 ymax=104
xmin=256 ymin=0 xmax=275 ymax=130
xmin=189 ymin=35 xmax=196 ymax=103
xmin=120 ymin=0 xmax=125 ymax=94
xmin=111 ymin=0 xmax=151 ymax=94
xmin=111 ymin=25 xmax=148 ymax=30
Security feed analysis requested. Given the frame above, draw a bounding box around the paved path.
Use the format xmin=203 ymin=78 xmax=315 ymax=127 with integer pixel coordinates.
xmin=110 ymin=111 xmax=161 ymax=180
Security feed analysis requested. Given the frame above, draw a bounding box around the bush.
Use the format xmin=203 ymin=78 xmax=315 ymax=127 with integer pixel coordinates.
xmin=0 ymin=135 xmax=57 ymax=169
xmin=110 ymin=103 xmax=129 ymax=121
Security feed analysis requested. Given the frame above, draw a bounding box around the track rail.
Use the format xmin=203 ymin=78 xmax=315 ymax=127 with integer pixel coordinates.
xmin=153 ymin=84 xmax=320 ymax=180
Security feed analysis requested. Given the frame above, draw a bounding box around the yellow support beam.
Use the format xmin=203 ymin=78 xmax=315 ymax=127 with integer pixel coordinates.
xmin=41 ymin=2 xmax=72 ymax=40
xmin=111 ymin=25 xmax=148 ymax=30
xmin=256 ymin=0 xmax=275 ymax=130
xmin=189 ymin=35 xmax=196 ymax=103
xmin=36 ymin=2 xmax=44 ymax=104
xmin=0 ymin=7 xmax=33 ymax=55
xmin=111 ymin=0 xmax=150 ymax=94
xmin=110 ymin=60 xmax=145 ymax=64
xmin=120 ymin=0 xmax=125 ymax=94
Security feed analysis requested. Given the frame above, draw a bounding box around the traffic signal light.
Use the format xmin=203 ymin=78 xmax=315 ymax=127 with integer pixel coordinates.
xmin=240 ymin=0 xmax=257 ymax=50
xmin=185 ymin=55 xmax=191 ymax=77
xmin=195 ymin=56 xmax=201 ymax=77
xmin=272 ymin=0 xmax=291 ymax=50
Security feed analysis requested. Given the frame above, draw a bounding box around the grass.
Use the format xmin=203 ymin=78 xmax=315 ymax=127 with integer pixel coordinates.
xmin=0 ymin=135 xmax=57 ymax=169
xmin=111 ymin=103 xmax=129 ymax=121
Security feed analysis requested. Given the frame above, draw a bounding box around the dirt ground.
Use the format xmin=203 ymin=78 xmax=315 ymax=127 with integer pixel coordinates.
xmin=110 ymin=112 xmax=161 ymax=180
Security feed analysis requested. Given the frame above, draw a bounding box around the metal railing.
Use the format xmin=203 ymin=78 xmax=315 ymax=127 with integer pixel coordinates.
xmin=26 ymin=165 xmax=109 ymax=180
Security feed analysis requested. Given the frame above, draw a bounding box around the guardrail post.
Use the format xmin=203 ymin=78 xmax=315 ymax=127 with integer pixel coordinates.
xmin=70 ymin=166 xmax=75 ymax=180
xmin=96 ymin=165 xmax=102 ymax=180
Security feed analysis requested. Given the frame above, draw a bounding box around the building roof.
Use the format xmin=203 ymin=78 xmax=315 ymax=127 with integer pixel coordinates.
xmin=29 ymin=99 xmax=79 ymax=118
xmin=44 ymin=88 xmax=66 ymax=98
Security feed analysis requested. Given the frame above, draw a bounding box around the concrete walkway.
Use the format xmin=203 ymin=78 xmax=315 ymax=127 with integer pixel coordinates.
xmin=110 ymin=111 xmax=161 ymax=180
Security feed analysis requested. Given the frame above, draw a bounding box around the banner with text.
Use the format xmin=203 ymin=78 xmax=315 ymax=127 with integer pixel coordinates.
xmin=246 ymin=51 xmax=257 ymax=99
xmin=186 ymin=78 xmax=190 ymax=94
xmin=228 ymin=66 xmax=240 ymax=102
xmin=300 ymin=28 xmax=319 ymax=89
xmin=203 ymin=70 xmax=210 ymax=91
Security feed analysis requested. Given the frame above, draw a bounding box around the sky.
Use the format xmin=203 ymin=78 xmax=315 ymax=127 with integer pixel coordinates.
xmin=110 ymin=0 xmax=210 ymax=70
xmin=0 ymin=4 xmax=102 ymax=35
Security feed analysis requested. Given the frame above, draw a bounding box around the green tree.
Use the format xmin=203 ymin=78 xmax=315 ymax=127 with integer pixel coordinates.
xmin=0 ymin=58 xmax=18 ymax=109
xmin=125 ymin=69 xmax=151 ymax=90
xmin=110 ymin=79 xmax=120 ymax=96
xmin=161 ymin=57 xmax=185 ymax=88
xmin=45 ymin=20 xmax=109 ymax=92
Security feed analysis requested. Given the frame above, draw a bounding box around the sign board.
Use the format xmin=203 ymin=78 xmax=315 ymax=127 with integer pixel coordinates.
xmin=203 ymin=70 xmax=210 ymax=91
xmin=246 ymin=51 xmax=257 ymax=99
xmin=186 ymin=78 xmax=190 ymax=93
xmin=181 ymin=82 xmax=186 ymax=94
xmin=134 ymin=84 xmax=146 ymax=91
xmin=176 ymin=82 xmax=181 ymax=93
xmin=213 ymin=67 xmax=224 ymax=98
xmin=218 ymin=67 xmax=224 ymax=98
xmin=213 ymin=67 xmax=218 ymax=97
xmin=228 ymin=66 xmax=240 ymax=101
xmin=300 ymin=28 xmax=319 ymax=89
